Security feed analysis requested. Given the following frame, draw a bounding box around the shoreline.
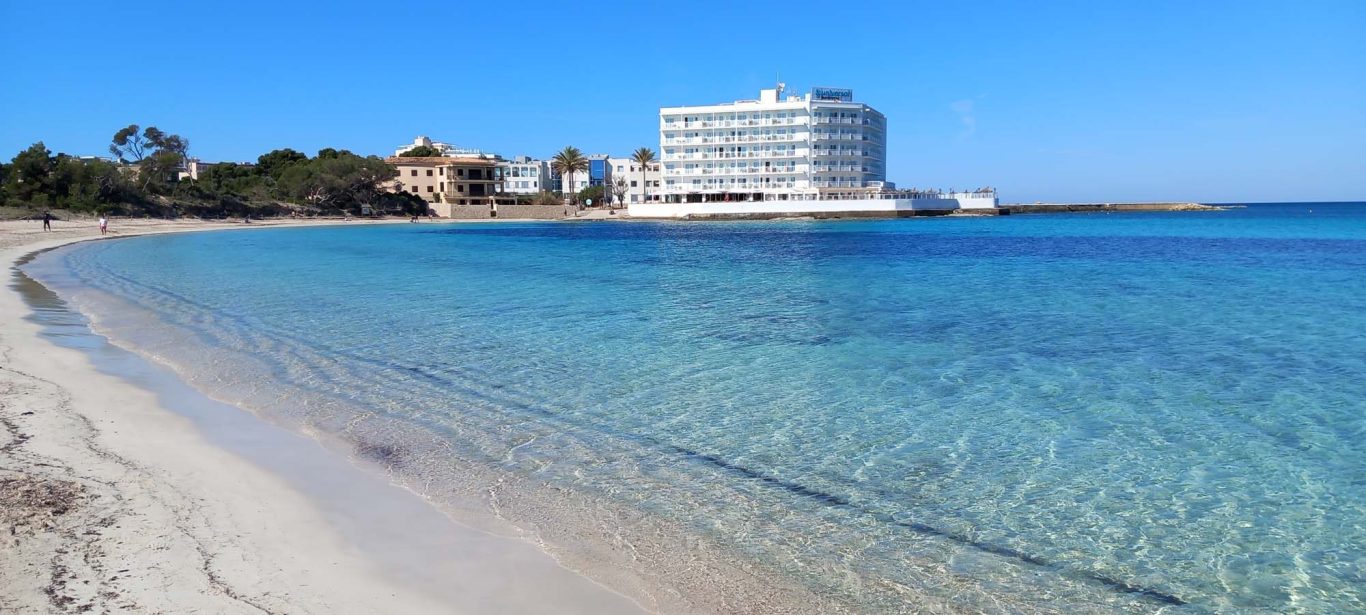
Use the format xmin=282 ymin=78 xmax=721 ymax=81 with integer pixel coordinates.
xmin=3 ymin=218 xmax=879 ymax=615
xmin=0 ymin=217 xmax=1201 ymax=614
xmin=0 ymin=218 xmax=649 ymax=614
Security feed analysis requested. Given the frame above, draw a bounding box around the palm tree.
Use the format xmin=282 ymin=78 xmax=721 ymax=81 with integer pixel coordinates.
xmin=551 ymin=146 xmax=589 ymax=213
xmin=630 ymin=147 xmax=656 ymax=204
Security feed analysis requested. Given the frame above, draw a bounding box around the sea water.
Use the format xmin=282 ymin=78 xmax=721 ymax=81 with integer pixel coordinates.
xmin=24 ymin=203 xmax=1366 ymax=613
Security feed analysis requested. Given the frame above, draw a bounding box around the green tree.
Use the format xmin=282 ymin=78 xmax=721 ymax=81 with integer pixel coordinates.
xmin=578 ymin=184 xmax=605 ymax=207
xmin=109 ymin=125 xmax=150 ymax=162
xmin=200 ymin=163 xmax=266 ymax=197
xmin=550 ymin=146 xmax=588 ymax=212
xmin=3 ymin=144 xmax=134 ymax=212
xmin=532 ymin=191 xmax=561 ymax=206
xmin=276 ymin=152 xmax=396 ymax=214
xmin=398 ymin=145 xmax=443 ymax=157
xmin=256 ymin=148 xmax=308 ymax=181
xmin=631 ymin=147 xmax=656 ymax=203
xmin=109 ymin=125 xmax=189 ymax=192
xmin=5 ymin=143 xmax=55 ymax=205
xmin=315 ymin=148 xmax=355 ymax=160
xmin=137 ymin=150 xmax=177 ymax=192
xmin=150 ymin=131 xmax=189 ymax=161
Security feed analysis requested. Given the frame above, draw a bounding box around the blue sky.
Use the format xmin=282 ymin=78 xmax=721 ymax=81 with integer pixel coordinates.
xmin=2 ymin=0 xmax=1362 ymax=203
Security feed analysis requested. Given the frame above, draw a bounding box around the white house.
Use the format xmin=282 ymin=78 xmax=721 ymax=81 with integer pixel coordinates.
xmin=500 ymin=156 xmax=550 ymax=194
xmin=607 ymin=157 xmax=661 ymax=205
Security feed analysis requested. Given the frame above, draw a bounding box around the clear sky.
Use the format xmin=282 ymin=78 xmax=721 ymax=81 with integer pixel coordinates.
xmin=2 ymin=0 xmax=1362 ymax=203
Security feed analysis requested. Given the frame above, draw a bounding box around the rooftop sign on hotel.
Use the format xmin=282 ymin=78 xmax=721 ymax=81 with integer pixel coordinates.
xmin=811 ymin=87 xmax=853 ymax=102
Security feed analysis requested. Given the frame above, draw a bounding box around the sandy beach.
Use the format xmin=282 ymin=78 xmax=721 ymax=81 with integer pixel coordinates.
xmin=0 ymin=218 xmax=649 ymax=614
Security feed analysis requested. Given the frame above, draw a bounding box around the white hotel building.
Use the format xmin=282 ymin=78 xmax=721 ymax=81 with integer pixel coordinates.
xmin=632 ymin=85 xmax=997 ymax=218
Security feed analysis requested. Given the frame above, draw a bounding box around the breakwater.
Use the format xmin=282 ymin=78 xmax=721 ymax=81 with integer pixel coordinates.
xmin=1002 ymin=202 xmax=1223 ymax=214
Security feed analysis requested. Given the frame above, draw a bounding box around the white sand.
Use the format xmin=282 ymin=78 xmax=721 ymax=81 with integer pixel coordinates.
xmin=0 ymin=218 xmax=648 ymax=614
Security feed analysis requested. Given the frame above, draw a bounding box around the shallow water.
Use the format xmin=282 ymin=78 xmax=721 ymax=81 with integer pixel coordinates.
xmin=25 ymin=204 xmax=1366 ymax=613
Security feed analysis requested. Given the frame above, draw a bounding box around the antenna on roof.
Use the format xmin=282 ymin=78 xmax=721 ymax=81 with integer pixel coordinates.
xmin=776 ymin=74 xmax=785 ymax=99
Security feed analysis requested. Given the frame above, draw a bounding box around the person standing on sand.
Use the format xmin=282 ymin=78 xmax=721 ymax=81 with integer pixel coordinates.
xmin=42 ymin=211 xmax=52 ymax=231
xmin=98 ymin=216 xmax=108 ymax=235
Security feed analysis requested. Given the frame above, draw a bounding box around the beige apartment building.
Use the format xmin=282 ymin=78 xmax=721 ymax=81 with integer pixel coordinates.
xmin=387 ymin=156 xmax=515 ymax=216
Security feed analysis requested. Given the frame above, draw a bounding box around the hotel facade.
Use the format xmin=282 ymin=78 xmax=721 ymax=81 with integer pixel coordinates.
xmin=658 ymin=85 xmax=886 ymax=202
xmin=632 ymin=86 xmax=997 ymax=218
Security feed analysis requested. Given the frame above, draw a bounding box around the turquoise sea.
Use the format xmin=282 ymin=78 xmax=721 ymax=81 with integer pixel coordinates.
xmin=24 ymin=203 xmax=1366 ymax=613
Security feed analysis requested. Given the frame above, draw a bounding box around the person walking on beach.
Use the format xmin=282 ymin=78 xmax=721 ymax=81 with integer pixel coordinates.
xmin=42 ymin=211 xmax=52 ymax=231
xmin=98 ymin=216 xmax=108 ymax=235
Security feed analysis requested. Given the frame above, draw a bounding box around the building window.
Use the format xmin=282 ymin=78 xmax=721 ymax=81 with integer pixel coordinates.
xmin=410 ymin=170 xmax=417 ymax=176
xmin=426 ymin=169 xmax=433 ymax=176
xmin=439 ymin=168 xmax=444 ymax=175
xmin=427 ymin=185 xmax=433 ymax=192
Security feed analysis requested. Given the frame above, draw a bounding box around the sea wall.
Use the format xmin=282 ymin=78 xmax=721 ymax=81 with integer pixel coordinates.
xmin=430 ymin=203 xmax=564 ymax=219
xmin=495 ymin=204 xmax=566 ymax=219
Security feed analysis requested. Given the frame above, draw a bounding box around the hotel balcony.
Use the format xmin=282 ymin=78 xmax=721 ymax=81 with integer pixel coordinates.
xmin=662 ymin=134 xmax=809 ymax=146
xmin=667 ymin=150 xmax=807 ymax=161
xmin=661 ymin=118 xmax=803 ymax=130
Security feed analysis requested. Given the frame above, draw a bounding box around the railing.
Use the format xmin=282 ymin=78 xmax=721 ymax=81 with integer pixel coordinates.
xmin=664 ymin=168 xmax=800 ymax=177
xmin=668 ymin=151 xmax=805 ymax=160
xmin=663 ymin=131 xmax=806 ymax=140
xmin=669 ymin=151 xmax=806 ymax=161
xmin=666 ymin=135 xmax=806 ymax=144
xmin=662 ymin=118 xmax=802 ymax=129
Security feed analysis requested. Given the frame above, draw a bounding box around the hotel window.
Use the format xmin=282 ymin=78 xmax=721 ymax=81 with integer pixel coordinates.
xmin=427 ymin=186 xmax=433 ymax=192
xmin=410 ymin=170 xmax=417 ymax=176
xmin=426 ymin=170 xmax=433 ymax=176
